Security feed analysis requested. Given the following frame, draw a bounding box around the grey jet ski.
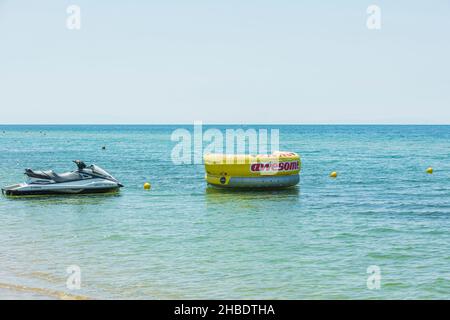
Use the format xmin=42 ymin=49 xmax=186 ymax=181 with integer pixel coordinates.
xmin=2 ymin=160 xmax=123 ymax=196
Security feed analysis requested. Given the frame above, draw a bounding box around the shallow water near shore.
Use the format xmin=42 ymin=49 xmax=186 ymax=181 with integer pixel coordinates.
xmin=0 ymin=125 xmax=449 ymax=299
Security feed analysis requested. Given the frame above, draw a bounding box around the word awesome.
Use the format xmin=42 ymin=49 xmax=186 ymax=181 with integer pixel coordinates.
xmin=251 ymin=161 xmax=299 ymax=172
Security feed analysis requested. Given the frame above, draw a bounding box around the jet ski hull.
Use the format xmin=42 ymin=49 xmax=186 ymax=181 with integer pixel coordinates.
xmin=2 ymin=186 xmax=121 ymax=196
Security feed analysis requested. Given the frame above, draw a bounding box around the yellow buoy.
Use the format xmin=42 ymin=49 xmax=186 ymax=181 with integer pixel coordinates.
xmin=426 ymin=167 xmax=433 ymax=174
xmin=330 ymin=171 xmax=338 ymax=178
xmin=143 ymin=182 xmax=151 ymax=190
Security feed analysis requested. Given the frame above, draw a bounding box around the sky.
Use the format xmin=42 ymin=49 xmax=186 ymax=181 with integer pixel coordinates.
xmin=0 ymin=0 xmax=449 ymax=124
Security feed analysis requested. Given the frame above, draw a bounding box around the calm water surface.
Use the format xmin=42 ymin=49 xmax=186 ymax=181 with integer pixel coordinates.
xmin=0 ymin=125 xmax=449 ymax=299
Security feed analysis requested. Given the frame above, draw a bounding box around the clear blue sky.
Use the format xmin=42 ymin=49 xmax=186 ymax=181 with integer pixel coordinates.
xmin=0 ymin=0 xmax=449 ymax=124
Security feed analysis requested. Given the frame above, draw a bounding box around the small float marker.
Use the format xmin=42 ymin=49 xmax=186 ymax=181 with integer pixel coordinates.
xmin=144 ymin=182 xmax=151 ymax=190
xmin=426 ymin=167 xmax=433 ymax=174
xmin=330 ymin=171 xmax=338 ymax=178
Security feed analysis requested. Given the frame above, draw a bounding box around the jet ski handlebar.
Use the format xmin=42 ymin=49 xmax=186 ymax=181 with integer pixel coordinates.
xmin=73 ymin=160 xmax=87 ymax=170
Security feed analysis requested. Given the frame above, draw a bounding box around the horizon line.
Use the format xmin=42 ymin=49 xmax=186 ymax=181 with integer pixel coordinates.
xmin=1 ymin=123 xmax=450 ymax=126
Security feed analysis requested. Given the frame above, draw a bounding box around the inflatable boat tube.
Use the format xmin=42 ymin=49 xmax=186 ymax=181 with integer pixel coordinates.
xmin=204 ymin=151 xmax=301 ymax=189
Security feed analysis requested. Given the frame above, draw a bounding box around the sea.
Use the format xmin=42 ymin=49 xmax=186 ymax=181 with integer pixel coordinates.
xmin=0 ymin=125 xmax=449 ymax=299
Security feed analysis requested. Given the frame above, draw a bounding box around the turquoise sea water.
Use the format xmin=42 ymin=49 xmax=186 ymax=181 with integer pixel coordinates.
xmin=0 ymin=125 xmax=449 ymax=299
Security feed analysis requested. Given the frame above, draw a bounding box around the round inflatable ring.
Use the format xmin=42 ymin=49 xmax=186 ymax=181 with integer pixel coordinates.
xmin=204 ymin=151 xmax=301 ymax=189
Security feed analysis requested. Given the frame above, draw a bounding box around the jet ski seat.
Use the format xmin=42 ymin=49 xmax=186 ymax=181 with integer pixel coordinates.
xmin=25 ymin=169 xmax=82 ymax=183
xmin=53 ymin=172 xmax=83 ymax=183
xmin=25 ymin=169 xmax=55 ymax=180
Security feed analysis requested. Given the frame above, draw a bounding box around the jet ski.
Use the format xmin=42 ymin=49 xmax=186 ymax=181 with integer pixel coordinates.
xmin=2 ymin=160 xmax=123 ymax=196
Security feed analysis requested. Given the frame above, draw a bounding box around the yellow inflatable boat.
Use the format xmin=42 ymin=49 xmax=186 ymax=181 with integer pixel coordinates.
xmin=204 ymin=152 xmax=301 ymax=189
